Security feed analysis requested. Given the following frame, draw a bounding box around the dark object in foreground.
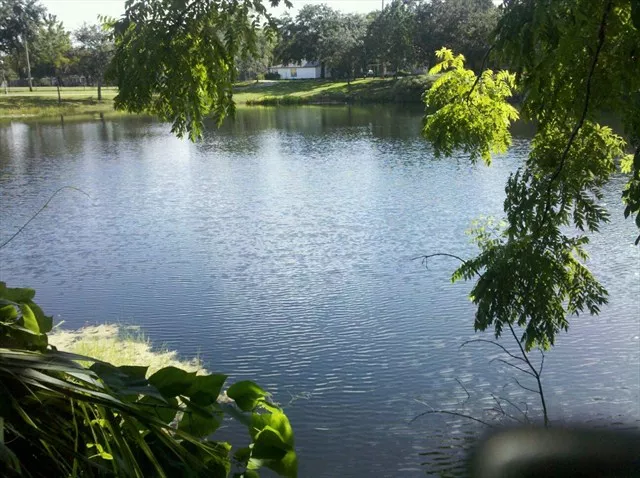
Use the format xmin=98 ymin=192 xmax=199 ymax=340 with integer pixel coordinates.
xmin=470 ymin=427 xmax=640 ymax=478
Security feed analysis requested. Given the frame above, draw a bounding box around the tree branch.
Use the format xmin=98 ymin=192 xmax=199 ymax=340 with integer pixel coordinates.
xmin=412 ymin=253 xmax=468 ymax=267
xmin=536 ymin=1 xmax=613 ymax=233
xmin=490 ymin=357 xmax=536 ymax=378
xmin=410 ymin=406 xmax=495 ymax=428
xmin=0 ymin=186 xmax=91 ymax=251
xmin=508 ymin=323 xmax=549 ymax=426
xmin=460 ymin=338 xmax=526 ymax=363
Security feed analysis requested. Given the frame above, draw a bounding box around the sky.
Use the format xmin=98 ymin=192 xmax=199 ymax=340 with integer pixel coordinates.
xmin=40 ymin=0 xmax=387 ymax=30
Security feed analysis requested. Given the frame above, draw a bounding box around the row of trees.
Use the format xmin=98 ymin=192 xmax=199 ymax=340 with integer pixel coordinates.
xmin=0 ymin=0 xmax=113 ymax=99
xmin=270 ymin=0 xmax=498 ymax=80
xmin=0 ymin=0 xmax=499 ymax=88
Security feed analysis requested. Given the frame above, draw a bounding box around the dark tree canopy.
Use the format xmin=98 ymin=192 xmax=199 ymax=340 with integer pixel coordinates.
xmin=0 ymin=0 xmax=44 ymax=52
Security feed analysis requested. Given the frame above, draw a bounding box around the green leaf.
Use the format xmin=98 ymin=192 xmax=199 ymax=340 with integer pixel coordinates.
xmin=250 ymin=410 xmax=294 ymax=447
xmin=20 ymin=304 xmax=40 ymax=334
xmin=185 ymin=373 xmax=227 ymax=406
xmin=226 ymin=381 xmax=268 ymax=412
xmin=252 ymin=427 xmax=290 ymax=460
xmin=0 ymin=304 xmax=18 ymax=321
xmin=117 ymin=365 xmax=149 ymax=381
xmin=137 ymin=396 xmax=178 ymax=424
xmin=148 ymin=366 xmax=197 ymax=398
xmin=178 ymin=403 xmax=222 ymax=437
xmin=0 ymin=285 xmax=36 ymax=303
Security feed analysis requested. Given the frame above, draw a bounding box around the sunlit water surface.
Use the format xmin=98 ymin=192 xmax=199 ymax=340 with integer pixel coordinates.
xmin=1 ymin=107 xmax=638 ymax=476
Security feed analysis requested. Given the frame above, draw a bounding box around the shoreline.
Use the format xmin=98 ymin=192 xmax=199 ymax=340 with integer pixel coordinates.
xmin=0 ymin=77 xmax=434 ymax=120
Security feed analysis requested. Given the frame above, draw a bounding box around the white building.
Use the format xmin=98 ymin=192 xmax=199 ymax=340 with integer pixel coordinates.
xmin=267 ymin=61 xmax=331 ymax=80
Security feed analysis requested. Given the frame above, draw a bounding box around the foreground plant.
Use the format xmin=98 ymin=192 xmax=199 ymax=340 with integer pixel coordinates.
xmin=0 ymin=282 xmax=296 ymax=477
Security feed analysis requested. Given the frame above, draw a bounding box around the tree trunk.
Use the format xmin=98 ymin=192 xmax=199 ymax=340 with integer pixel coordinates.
xmin=56 ymin=75 xmax=61 ymax=104
xmin=24 ymin=37 xmax=33 ymax=92
xmin=97 ymin=78 xmax=102 ymax=101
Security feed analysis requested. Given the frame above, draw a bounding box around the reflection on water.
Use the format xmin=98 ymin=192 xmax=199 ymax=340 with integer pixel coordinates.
xmin=1 ymin=107 xmax=638 ymax=477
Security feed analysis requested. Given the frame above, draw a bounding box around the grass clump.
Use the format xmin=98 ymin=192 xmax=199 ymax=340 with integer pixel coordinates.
xmin=49 ymin=324 xmax=204 ymax=376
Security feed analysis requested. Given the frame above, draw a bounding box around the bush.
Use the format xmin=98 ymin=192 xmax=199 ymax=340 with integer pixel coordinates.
xmin=391 ymin=74 xmax=438 ymax=102
xmin=0 ymin=282 xmax=297 ymax=477
xmin=264 ymin=72 xmax=281 ymax=80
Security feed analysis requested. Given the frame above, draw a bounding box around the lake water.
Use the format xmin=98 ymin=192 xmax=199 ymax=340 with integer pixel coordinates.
xmin=1 ymin=106 xmax=638 ymax=477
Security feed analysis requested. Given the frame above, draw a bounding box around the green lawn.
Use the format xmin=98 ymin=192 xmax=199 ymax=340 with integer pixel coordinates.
xmin=234 ymin=77 xmax=434 ymax=105
xmin=0 ymin=86 xmax=119 ymax=118
xmin=0 ymin=77 xmax=433 ymax=119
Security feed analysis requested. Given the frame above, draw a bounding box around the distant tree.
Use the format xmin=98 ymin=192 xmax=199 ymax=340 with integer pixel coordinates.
xmin=323 ymin=13 xmax=368 ymax=81
xmin=74 ymin=23 xmax=114 ymax=100
xmin=415 ymin=0 xmax=499 ymax=70
xmin=235 ymin=28 xmax=276 ymax=81
xmin=0 ymin=0 xmax=45 ymax=91
xmin=274 ymin=4 xmax=342 ymax=77
xmin=365 ymin=0 xmax=419 ymax=75
xmin=31 ymin=14 xmax=72 ymax=102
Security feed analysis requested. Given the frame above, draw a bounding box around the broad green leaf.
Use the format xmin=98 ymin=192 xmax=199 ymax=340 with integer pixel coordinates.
xmin=0 ymin=304 xmax=18 ymax=321
xmin=252 ymin=427 xmax=290 ymax=460
xmin=0 ymin=285 xmax=35 ymax=303
xmin=178 ymin=403 xmax=222 ymax=437
xmin=227 ymin=381 xmax=268 ymax=411
xmin=20 ymin=304 xmax=40 ymax=334
xmin=148 ymin=366 xmax=197 ymax=398
xmin=117 ymin=365 xmax=149 ymax=381
xmin=250 ymin=410 xmax=294 ymax=447
xmin=186 ymin=373 xmax=227 ymax=406
xmin=137 ymin=396 xmax=178 ymax=424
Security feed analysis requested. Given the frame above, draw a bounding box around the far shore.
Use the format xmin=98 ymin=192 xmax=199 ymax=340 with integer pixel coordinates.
xmin=0 ymin=77 xmax=433 ymax=120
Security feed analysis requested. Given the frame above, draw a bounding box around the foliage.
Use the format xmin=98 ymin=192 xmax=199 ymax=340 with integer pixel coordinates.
xmin=73 ymin=23 xmax=114 ymax=97
xmin=322 ymin=13 xmax=368 ymax=80
xmin=423 ymin=48 xmax=518 ymax=164
xmin=264 ymin=72 xmax=281 ymax=80
xmin=235 ymin=28 xmax=276 ymax=81
xmin=365 ymin=0 xmax=419 ymax=74
xmin=422 ymin=0 xmax=639 ymax=351
xmin=0 ymin=0 xmax=44 ymax=53
xmin=30 ymin=14 xmax=72 ymax=80
xmin=414 ymin=0 xmax=499 ymax=69
xmin=108 ymin=0 xmax=291 ymax=140
xmin=0 ymin=282 xmax=297 ymax=477
xmin=274 ymin=5 xmax=340 ymax=71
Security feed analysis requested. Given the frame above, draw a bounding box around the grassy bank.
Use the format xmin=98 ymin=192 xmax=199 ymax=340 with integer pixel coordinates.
xmin=0 ymin=86 xmax=118 ymax=118
xmin=50 ymin=324 xmax=204 ymax=376
xmin=0 ymin=77 xmax=434 ymax=119
xmin=234 ymin=76 xmax=436 ymax=106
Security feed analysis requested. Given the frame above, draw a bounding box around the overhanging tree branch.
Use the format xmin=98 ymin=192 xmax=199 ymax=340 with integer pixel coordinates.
xmin=536 ymin=0 xmax=613 ymax=233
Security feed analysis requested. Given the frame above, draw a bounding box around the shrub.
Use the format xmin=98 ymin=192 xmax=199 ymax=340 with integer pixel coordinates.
xmin=264 ymin=72 xmax=281 ymax=80
xmin=391 ymin=74 xmax=438 ymax=102
xmin=0 ymin=282 xmax=297 ymax=477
